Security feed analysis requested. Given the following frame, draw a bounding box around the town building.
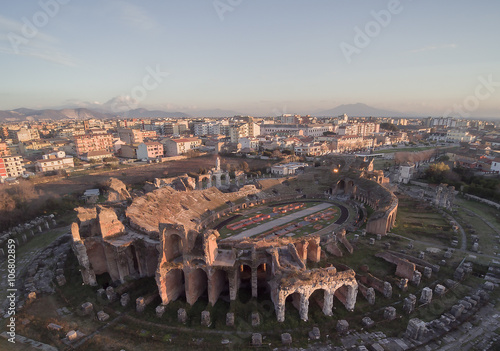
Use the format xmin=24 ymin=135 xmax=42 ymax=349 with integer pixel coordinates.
xmin=35 ymin=152 xmax=74 ymax=173
xmin=137 ymin=142 xmax=164 ymax=160
xmin=74 ymin=131 xmax=114 ymax=155
xmin=0 ymin=155 xmax=25 ymax=180
xmin=270 ymin=162 xmax=308 ymax=175
xmin=163 ymin=138 xmax=201 ymax=156
xmin=81 ymin=150 xmax=114 ymax=162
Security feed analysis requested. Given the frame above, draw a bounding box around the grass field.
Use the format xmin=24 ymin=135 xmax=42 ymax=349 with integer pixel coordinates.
xmin=392 ymin=197 xmax=455 ymax=247
xmin=375 ymin=146 xmax=439 ymax=154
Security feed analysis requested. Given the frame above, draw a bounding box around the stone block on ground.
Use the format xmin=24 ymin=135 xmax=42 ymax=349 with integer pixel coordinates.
xmin=178 ymin=308 xmax=187 ymax=324
xmin=81 ymin=302 xmax=93 ymax=315
xmin=484 ymin=281 xmax=495 ymax=291
xmin=251 ymin=312 xmax=260 ymax=326
xmin=226 ymin=312 xmax=234 ymax=327
xmin=97 ymin=310 xmax=109 ymax=322
xmin=434 ymin=284 xmax=446 ymax=297
xmin=201 ymin=310 xmax=211 ymax=327
xmin=336 ymin=319 xmax=349 ymax=333
xmin=281 ymin=333 xmax=292 ymax=346
xmin=405 ymin=318 xmax=428 ymax=341
xmin=56 ymin=275 xmax=66 ymax=286
xmin=136 ymin=297 xmax=146 ymax=313
xmin=309 ymin=327 xmax=320 ymax=340
xmin=420 ymin=287 xmax=433 ymax=304
xmin=423 ymin=267 xmax=432 ymax=279
xmin=106 ymin=286 xmax=117 ymax=302
xmin=120 ymin=293 xmax=130 ymax=307
xmin=384 ymin=306 xmax=396 ymax=320
xmin=66 ymin=330 xmax=78 ymax=342
xmin=403 ymin=294 xmax=417 ymax=314
xmin=362 ymin=317 xmax=374 ymax=328
xmin=47 ymin=323 xmax=63 ymax=331
xmin=252 ymin=333 xmax=262 ymax=346
xmin=156 ymin=305 xmax=166 ymax=318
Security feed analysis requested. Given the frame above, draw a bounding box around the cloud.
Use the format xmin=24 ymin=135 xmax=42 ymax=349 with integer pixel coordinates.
xmin=407 ymin=43 xmax=458 ymax=54
xmin=0 ymin=14 xmax=77 ymax=66
xmin=113 ymin=1 xmax=159 ymax=31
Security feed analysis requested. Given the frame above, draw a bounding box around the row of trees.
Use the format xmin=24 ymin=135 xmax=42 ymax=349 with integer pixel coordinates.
xmin=0 ymin=180 xmax=80 ymax=232
xmin=422 ymin=163 xmax=500 ymax=202
xmin=394 ymin=149 xmax=436 ymax=165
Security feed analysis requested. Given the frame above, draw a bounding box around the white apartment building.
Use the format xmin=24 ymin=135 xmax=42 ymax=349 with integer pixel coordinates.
xmin=0 ymin=155 xmax=25 ymax=179
xmin=239 ymin=137 xmax=260 ymax=150
xmin=35 ymin=155 xmax=74 ymax=173
xmin=163 ymin=138 xmax=201 ymax=156
xmin=271 ymin=162 xmax=308 ymax=175
xmin=398 ymin=162 xmax=415 ymax=184
xmin=446 ymin=129 xmax=474 ymax=143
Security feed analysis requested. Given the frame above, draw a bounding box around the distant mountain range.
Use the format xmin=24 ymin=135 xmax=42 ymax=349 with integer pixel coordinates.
xmin=0 ymin=103 xmax=417 ymax=122
xmin=315 ymin=103 xmax=408 ymax=117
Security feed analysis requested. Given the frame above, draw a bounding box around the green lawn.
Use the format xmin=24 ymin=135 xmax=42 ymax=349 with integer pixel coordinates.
xmin=376 ymin=146 xmax=438 ymax=154
xmin=392 ymin=198 xmax=454 ymax=247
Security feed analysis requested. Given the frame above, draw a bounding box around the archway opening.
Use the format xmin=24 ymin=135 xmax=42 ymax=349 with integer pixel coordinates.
xmin=256 ymin=263 xmax=271 ymax=299
xmin=337 ymin=180 xmax=346 ymax=194
xmin=187 ymin=268 xmax=208 ymax=306
xmin=164 ymin=234 xmax=183 ymax=261
xmin=238 ymin=264 xmax=252 ymax=303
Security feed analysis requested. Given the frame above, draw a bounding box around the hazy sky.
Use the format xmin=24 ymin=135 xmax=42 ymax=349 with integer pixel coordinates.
xmin=1 ymin=0 xmax=499 ymax=117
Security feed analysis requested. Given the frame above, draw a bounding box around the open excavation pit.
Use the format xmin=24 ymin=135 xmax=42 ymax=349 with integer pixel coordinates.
xmin=71 ymin=157 xmax=398 ymax=322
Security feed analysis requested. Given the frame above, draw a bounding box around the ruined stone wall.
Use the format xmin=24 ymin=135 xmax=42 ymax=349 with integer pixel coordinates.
xmin=366 ymin=196 xmax=398 ymax=235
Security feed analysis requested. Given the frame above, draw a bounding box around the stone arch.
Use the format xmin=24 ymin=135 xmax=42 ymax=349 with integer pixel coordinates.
xmin=159 ymin=268 xmax=185 ymax=304
xmin=185 ymin=267 xmax=208 ymax=306
xmin=336 ymin=179 xmax=346 ymax=194
xmin=85 ymin=241 xmax=107 ymax=275
xmin=333 ymin=283 xmax=357 ymax=311
xmin=208 ymin=269 xmax=229 ymax=305
xmin=129 ymin=245 xmax=140 ymax=275
xmin=386 ymin=213 xmax=393 ymax=232
xmin=309 ymin=288 xmax=332 ymax=317
xmin=238 ymin=264 xmax=253 ymax=302
xmin=256 ymin=262 xmax=271 ymax=297
xmin=285 ymin=291 xmax=302 ymax=314
xmin=347 ymin=180 xmax=356 ymax=195
xmin=165 ymin=234 xmax=184 ymax=261
xmin=160 ymin=224 xmax=188 ymax=262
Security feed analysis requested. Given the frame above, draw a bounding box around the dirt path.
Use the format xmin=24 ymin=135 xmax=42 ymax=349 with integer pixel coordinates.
xmin=34 ymin=155 xmax=272 ymax=198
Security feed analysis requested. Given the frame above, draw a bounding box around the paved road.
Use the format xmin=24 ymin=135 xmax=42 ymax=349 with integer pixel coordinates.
xmin=227 ymin=202 xmax=333 ymax=240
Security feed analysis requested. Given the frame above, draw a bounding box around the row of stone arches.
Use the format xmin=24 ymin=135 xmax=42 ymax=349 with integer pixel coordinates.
xmin=328 ymin=179 xmax=356 ymax=196
xmin=276 ymin=282 xmax=358 ymax=322
xmin=159 ymin=262 xmax=273 ymax=307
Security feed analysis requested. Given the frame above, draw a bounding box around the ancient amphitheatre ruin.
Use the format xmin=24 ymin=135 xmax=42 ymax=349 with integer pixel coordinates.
xmin=71 ymin=155 xmax=398 ymax=322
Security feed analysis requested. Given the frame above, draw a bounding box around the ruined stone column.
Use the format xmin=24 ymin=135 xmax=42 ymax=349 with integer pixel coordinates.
xmin=323 ymin=291 xmax=334 ymax=316
xmin=251 ymin=266 xmax=258 ymax=298
xmin=299 ymin=293 xmax=309 ymax=321
xmin=345 ymin=284 xmax=358 ymax=311
xmin=275 ymin=293 xmax=286 ymax=323
xmin=366 ymin=287 xmax=375 ymax=305
xmin=229 ymin=270 xmax=238 ymax=301
xmin=383 ymin=281 xmax=392 ymax=298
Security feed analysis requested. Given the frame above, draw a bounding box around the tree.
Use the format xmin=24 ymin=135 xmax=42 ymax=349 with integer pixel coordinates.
xmin=424 ymin=162 xmax=450 ymax=183
xmin=380 ymin=123 xmax=398 ymax=132
xmin=239 ymin=161 xmax=250 ymax=173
